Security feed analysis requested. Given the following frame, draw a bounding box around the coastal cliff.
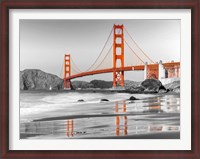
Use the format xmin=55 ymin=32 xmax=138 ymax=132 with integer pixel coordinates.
xmin=20 ymin=69 xmax=63 ymax=90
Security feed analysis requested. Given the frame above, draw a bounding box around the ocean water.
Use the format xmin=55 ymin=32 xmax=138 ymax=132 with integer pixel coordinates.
xmin=20 ymin=91 xmax=180 ymax=139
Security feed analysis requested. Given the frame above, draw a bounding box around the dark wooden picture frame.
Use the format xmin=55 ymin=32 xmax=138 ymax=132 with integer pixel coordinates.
xmin=1 ymin=0 xmax=199 ymax=158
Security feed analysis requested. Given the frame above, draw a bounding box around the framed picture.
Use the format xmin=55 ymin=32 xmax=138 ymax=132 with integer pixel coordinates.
xmin=1 ymin=0 xmax=199 ymax=158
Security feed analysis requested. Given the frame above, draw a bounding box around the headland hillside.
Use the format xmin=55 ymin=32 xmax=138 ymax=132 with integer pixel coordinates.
xmin=20 ymin=69 xmax=180 ymax=94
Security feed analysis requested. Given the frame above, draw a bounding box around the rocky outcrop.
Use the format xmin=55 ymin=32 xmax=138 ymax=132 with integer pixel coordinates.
xmin=141 ymin=79 xmax=167 ymax=93
xmin=164 ymin=80 xmax=180 ymax=93
xmin=128 ymin=96 xmax=139 ymax=100
xmin=77 ymin=99 xmax=85 ymax=102
xmin=126 ymin=79 xmax=167 ymax=94
xmin=100 ymin=99 xmax=109 ymax=102
xmin=20 ymin=69 xmax=63 ymax=90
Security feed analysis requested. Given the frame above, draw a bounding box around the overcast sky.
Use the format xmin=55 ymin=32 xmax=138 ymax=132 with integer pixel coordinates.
xmin=20 ymin=19 xmax=180 ymax=81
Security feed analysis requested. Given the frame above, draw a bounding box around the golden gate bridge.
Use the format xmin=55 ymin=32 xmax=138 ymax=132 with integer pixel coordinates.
xmin=62 ymin=24 xmax=180 ymax=89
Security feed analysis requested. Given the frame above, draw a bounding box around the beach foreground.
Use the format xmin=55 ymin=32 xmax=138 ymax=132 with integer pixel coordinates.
xmin=20 ymin=91 xmax=180 ymax=139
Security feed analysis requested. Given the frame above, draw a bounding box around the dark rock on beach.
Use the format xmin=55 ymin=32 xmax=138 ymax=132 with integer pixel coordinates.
xmin=141 ymin=79 xmax=167 ymax=93
xmin=77 ymin=99 xmax=85 ymax=102
xmin=126 ymin=79 xmax=167 ymax=94
xmin=141 ymin=79 xmax=163 ymax=93
xmin=100 ymin=99 xmax=109 ymax=102
xmin=158 ymin=89 xmax=168 ymax=93
xmin=20 ymin=69 xmax=63 ymax=90
xmin=128 ymin=96 xmax=138 ymax=100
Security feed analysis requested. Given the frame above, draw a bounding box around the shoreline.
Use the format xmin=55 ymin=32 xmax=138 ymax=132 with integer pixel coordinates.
xmin=20 ymin=90 xmax=180 ymax=139
xmin=33 ymin=112 xmax=179 ymax=122
xmin=20 ymin=89 xmax=180 ymax=95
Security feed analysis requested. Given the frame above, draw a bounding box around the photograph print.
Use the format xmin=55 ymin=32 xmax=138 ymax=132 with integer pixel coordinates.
xmin=20 ymin=19 xmax=180 ymax=139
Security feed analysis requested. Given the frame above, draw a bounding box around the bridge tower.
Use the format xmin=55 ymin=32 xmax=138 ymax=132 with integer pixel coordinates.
xmin=113 ymin=24 xmax=125 ymax=87
xmin=64 ymin=54 xmax=71 ymax=89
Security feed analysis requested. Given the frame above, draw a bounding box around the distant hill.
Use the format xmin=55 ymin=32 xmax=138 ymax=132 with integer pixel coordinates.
xmin=20 ymin=69 xmax=63 ymax=90
xmin=71 ymin=80 xmax=141 ymax=89
xmin=124 ymin=80 xmax=141 ymax=89
xmin=90 ymin=80 xmax=113 ymax=89
xmin=20 ymin=69 xmax=180 ymax=93
xmin=71 ymin=81 xmax=94 ymax=89
xmin=20 ymin=69 xmax=141 ymax=90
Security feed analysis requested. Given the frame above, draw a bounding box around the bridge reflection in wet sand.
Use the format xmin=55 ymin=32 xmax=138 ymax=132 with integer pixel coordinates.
xmin=115 ymin=101 xmax=128 ymax=136
xmin=20 ymin=94 xmax=180 ymax=139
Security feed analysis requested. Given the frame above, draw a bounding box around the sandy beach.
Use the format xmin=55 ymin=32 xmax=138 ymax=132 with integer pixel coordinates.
xmin=20 ymin=91 xmax=180 ymax=139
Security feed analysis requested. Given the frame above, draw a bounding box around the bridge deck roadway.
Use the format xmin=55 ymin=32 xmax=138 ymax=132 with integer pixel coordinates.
xmin=65 ymin=65 xmax=145 ymax=80
xmin=65 ymin=62 xmax=180 ymax=80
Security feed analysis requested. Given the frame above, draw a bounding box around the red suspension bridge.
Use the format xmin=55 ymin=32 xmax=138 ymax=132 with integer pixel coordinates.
xmin=63 ymin=24 xmax=180 ymax=89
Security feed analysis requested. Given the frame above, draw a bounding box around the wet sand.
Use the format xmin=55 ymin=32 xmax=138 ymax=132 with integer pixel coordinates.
xmin=85 ymin=132 xmax=180 ymax=139
xmin=21 ymin=132 xmax=179 ymax=139
xmin=20 ymin=92 xmax=180 ymax=139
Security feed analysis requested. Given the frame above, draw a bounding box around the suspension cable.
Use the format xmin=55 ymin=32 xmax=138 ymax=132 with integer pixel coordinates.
xmin=85 ymin=26 xmax=114 ymax=72
xmin=92 ymin=44 xmax=113 ymax=71
xmin=71 ymin=67 xmax=80 ymax=74
xmin=60 ymin=61 xmax=64 ymax=78
xmin=71 ymin=64 xmax=81 ymax=74
xmin=71 ymin=57 xmax=82 ymax=73
xmin=124 ymin=27 xmax=154 ymax=63
xmin=125 ymin=40 xmax=145 ymax=64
